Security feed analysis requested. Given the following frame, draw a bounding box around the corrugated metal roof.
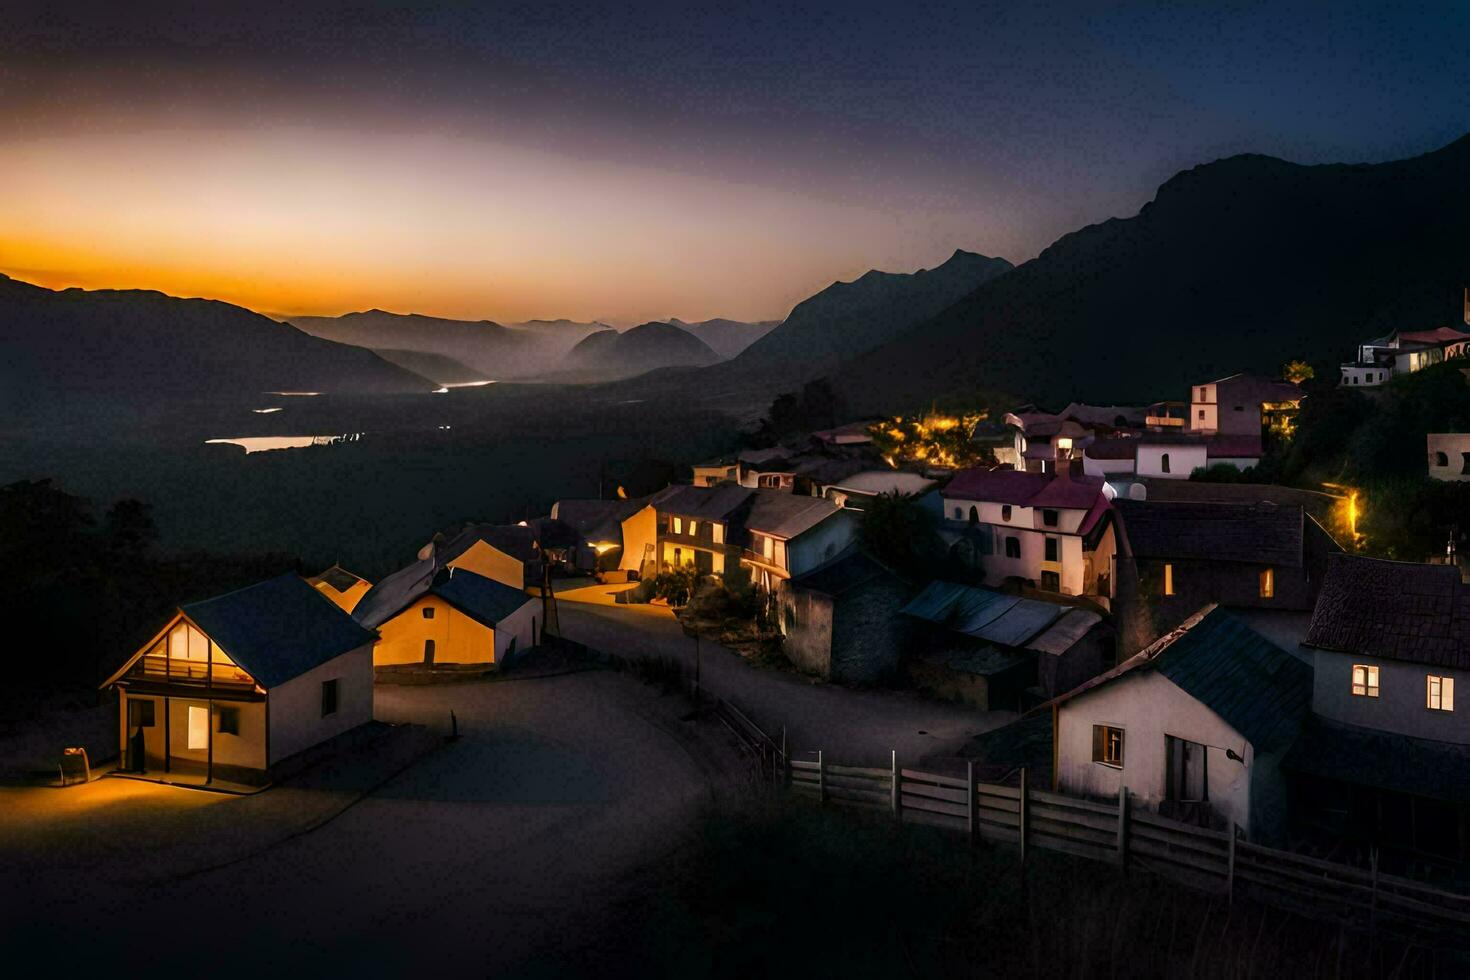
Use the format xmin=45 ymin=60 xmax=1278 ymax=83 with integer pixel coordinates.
xmin=1028 ymin=609 xmax=1103 ymax=656
xmin=901 ymin=581 xmax=1085 ymax=651
xmin=183 ymin=574 xmax=376 ymax=689
xmin=743 ymin=489 xmax=842 ymax=539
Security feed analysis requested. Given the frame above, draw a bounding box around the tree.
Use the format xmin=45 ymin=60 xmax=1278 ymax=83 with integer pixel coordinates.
xmin=1282 ymin=359 xmax=1315 ymax=384
xmin=858 ymin=492 xmax=944 ymax=581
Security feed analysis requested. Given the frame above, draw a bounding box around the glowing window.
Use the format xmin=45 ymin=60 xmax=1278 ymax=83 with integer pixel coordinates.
xmin=1092 ymin=725 xmax=1124 ymax=767
xmin=1428 ymin=675 xmax=1455 ymax=712
xmin=1163 ymin=563 xmax=1174 ymax=596
xmin=672 ymin=516 xmax=683 ymax=534
xmin=187 ymin=705 xmax=208 ymax=750
xmin=1351 ymin=664 xmax=1379 ymax=698
xmin=1259 ymin=567 xmax=1274 ymax=598
xmin=689 ymin=519 xmax=699 ymax=536
xmin=712 ymin=522 xmax=724 ymax=545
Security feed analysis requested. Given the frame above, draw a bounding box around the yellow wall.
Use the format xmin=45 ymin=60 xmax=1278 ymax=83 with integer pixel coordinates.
xmin=620 ymin=505 xmax=658 ymax=572
xmin=313 ymin=579 xmax=371 ymax=614
xmin=448 ymin=539 xmax=526 ymax=590
xmin=373 ymin=596 xmax=497 ymax=666
xmin=119 ymin=692 xmax=267 ymax=774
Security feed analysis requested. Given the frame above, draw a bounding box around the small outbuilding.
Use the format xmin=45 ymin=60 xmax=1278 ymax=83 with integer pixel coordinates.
xmin=782 ymin=548 xmax=911 ymax=684
xmin=103 ymin=574 xmax=378 ymax=787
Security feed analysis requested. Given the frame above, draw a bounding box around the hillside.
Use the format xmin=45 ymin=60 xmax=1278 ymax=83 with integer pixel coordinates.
xmin=564 ymin=321 xmax=722 ymax=380
xmin=289 ymin=310 xmax=590 ymax=379
xmin=372 ymin=349 xmax=489 ymax=387
xmin=667 ymin=317 xmax=779 ymax=358
xmin=832 ymin=135 xmax=1470 ymax=412
xmin=733 ymin=249 xmax=1013 ymax=370
xmin=0 ymin=275 xmax=433 ymax=409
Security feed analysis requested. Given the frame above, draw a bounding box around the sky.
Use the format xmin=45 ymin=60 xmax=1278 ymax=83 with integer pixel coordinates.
xmin=2 ymin=1 xmax=1467 ymax=324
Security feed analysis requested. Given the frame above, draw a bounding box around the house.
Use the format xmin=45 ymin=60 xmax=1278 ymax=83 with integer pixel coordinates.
xmin=781 ymin=548 xmax=912 ymax=683
xmin=637 ymin=483 xmax=755 ymax=576
xmin=740 ymin=489 xmax=855 ymax=595
xmin=1188 ymin=373 xmax=1302 ymax=435
xmin=1110 ymin=498 xmax=1341 ymax=657
xmin=1083 ymin=433 xmax=1264 ymax=478
xmin=1289 ymin=554 xmax=1470 ymax=862
xmin=400 ymin=523 xmax=545 ymax=591
xmin=1002 ymin=403 xmax=1145 ymax=475
xmin=103 ymin=574 xmax=377 ymax=787
xmin=354 ymin=566 xmax=540 ymax=669
xmin=307 ymin=564 xmax=372 ymax=613
xmin=1052 ymin=606 xmax=1312 ymax=843
xmin=1340 ymin=295 xmax=1470 ymax=387
xmin=901 ymin=580 xmax=1110 ymax=711
xmin=736 ymin=447 xmax=799 ymax=489
xmin=549 ymin=497 xmax=648 ymax=561
xmin=820 ymin=469 xmax=937 ymax=511
xmin=1427 ymin=433 xmax=1470 ymax=481
xmin=940 ymin=465 xmax=1114 ymax=600
xmin=691 ymin=454 xmax=739 ymax=486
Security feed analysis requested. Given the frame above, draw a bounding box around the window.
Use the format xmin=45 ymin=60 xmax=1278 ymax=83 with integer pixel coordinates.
xmin=1001 ymin=505 xmax=1012 ymax=522
xmin=1004 ymin=536 xmax=1021 ymax=559
xmin=672 ymin=516 xmax=683 ymax=534
xmin=321 ymin=679 xmax=340 ymax=716
xmin=1044 ymin=537 xmax=1059 ymax=562
xmin=128 ymin=699 xmax=156 ymax=728
xmin=1163 ymin=563 xmax=1174 ymax=596
xmin=969 ymin=505 xmax=979 ymax=524
xmin=1259 ymin=567 xmax=1274 ymax=598
xmin=953 ymin=507 xmax=963 ymax=520
xmin=1428 ymin=675 xmax=1455 ymax=712
xmin=1198 ymin=387 xmax=1206 ymax=400
xmin=1092 ymin=725 xmax=1124 ymax=767
xmin=1165 ymin=736 xmax=1208 ymax=803
xmin=1435 ymin=451 xmax=1449 ymax=467
xmin=1161 ymin=452 xmax=1171 ymax=474
xmin=1042 ymin=509 xmax=1058 ymax=527
xmin=423 ymin=639 xmax=436 ymax=663
xmin=1462 ymin=453 xmax=1470 ymax=476
xmin=1197 ymin=409 xmax=1205 ymax=420
xmin=218 ymin=706 xmax=240 ymax=736
xmin=1351 ymin=664 xmax=1379 ymax=698
xmin=187 ymin=705 xmax=208 ymax=750
xmin=422 ymin=606 xmax=436 ymax=619
xmin=1041 ymin=570 xmax=1060 ymax=591
xmin=712 ymin=522 xmax=724 ymax=545
xmin=689 ymin=519 xmax=699 ymax=536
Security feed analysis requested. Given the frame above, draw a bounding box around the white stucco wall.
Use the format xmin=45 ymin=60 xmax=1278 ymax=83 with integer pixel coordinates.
xmin=493 ymin=596 xmax=541 ymax=661
xmin=1427 ymin=433 xmax=1470 ymax=482
xmin=1136 ymin=444 xmax=1208 ymax=479
xmin=1190 ymin=383 xmax=1217 ymax=432
xmin=1311 ymin=649 xmax=1468 ymax=743
xmin=267 ymin=644 xmax=375 ymax=765
xmin=784 ymin=512 xmax=857 ymax=578
xmin=1083 ymin=456 xmax=1136 ymax=478
xmin=1057 ymin=670 xmax=1256 ymax=833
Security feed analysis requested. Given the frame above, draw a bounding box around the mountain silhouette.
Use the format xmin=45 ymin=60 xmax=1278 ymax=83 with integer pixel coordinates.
xmin=666 ymin=317 xmax=779 ymax=358
xmin=564 ymin=320 xmax=722 ymax=380
xmin=832 ymin=135 xmax=1470 ymax=411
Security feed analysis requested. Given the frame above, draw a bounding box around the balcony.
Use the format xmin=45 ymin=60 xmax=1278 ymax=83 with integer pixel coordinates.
xmin=133 ymin=654 xmax=256 ymax=690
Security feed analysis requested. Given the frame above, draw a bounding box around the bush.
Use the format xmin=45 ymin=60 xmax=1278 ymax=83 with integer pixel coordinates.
xmin=652 ymin=565 xmax=699 ymax=606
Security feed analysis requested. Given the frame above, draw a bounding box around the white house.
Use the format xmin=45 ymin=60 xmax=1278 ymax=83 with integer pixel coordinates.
xmin=355 ymin=567 xmax=541 ymax=669
xmin=1427 ymin=433 xmax=1470 ymax=482
xmin=1052 ymin=606 xmax=1312 ymax=843
xmin=1340 ymin=295 xmax=1470 ymax=387
xmin=104 ymin=574 xmax=378 ymax=787
xmin=740 ymin=490 xmax=855 ymax=596
xmin=940 ymin=466 xmax=1113 ymax=599
xmin=1083 ymin=433 xmax=1263 ymax=479
xmin=821 ymin=470 xmax=936 ymax=511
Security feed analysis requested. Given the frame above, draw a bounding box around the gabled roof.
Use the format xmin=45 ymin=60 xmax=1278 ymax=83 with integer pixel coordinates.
xmin=429 ymin=569 xmax=535 ymax=626
xmin=828 ymin=470 xmax=936 ymax=496
xmin=1303 ymin=554 xmax=1470 ymax=669
xmin=1398 ymin=325 xmax=1470 ymax=346
xmin=900 ymin=581 xmax=1100 ymax=655
xmin=1054 ymin=606 xmax=1311 ymax=752
xmin=744 ymin=489 xmax=843 ymax=540
xmin=654 ymin=483 xmax=755 ymax=521
xmin=174 ymin=574 xmax=376 ymax=689
xmin=551 ymin=497 xmax=647 ymax=543
xmin=1206 ymin=373 xmax=1303 ymax=403
xmin=1114 ymin=499 xmax=1305 ymax=567
xmin=943 ymin=468 xmax=1104 ymax=510
xmin=354 ymin=523 xmax=541 ymax=629
xmin=788 ymin=547 xmax=902 ymax=597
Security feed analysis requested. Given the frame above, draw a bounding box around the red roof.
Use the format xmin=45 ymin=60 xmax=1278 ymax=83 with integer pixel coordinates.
xmin=1399 ymin=326 xmax=1470 ymax=346
xmin=944 ymin=468 xmax=1104 ymax=510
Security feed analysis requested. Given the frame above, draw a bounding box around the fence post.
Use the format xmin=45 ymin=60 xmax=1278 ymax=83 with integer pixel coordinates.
xmin=891 ymin=750 xmax=901 ymax=821
xmin=817 ymin=749 xmax=825 ymax=804
xmin=1116 ymin=785 xmax=1129 ymax=872
xmin=1369 ymin=846 xmax=1379 ymax=938
xmin=1227 ymin=824 xmax=1237 ymax=905
xmin=1019 ymin=767 xmax=1029 ymax=867
xmin=967 ymin=760 xmax=977 ymax=846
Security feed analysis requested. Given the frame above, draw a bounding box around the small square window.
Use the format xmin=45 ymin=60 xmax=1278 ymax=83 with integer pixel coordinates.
xmin=1044 ymin=537 xmax=1059 ymax=562
xmin=1042 ymin=509 xmax=1058 ymax=527
xmin=1001 ymin=505 xmax=1012 ymax=522
xmin=321 ymin=678 xmax=339 ymax=717
xmin=1004 ymin=536 xmax=1021 ymax=559
xmin=422 ymin=606 xmax=436 ymax=619
xmin=1351 ymin=664 xmax=1379 ymax=698
xmin=1428 ymin=675 xmax=1455 ymax=712
xmin=1092 ymin=725 xmax=1124 ymax=767
xmin=218 ymin=706 xmax=240 ymax=735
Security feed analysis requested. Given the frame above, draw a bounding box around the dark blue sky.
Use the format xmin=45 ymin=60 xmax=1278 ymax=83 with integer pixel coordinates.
xmin=3 ymin=1 xmax=1467 ymax=320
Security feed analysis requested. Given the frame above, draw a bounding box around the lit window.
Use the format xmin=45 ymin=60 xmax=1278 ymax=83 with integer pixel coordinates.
xmin=712 ymin=522 xmax=724 ymax=545
xmin=689 ymin=519 xmax=699 ymax=536
xmin=187 ymin=705 xmax=208 ymax=750
xmin=1259 ymin=567 xmax=1274 ymax=598
xmin=1428 ymin=675 xmax=1455 ymax=712
xmin=1092 ymin=725 xmax=1124 ymax=767
xmin=1163 ymin=563 xmax=1174 ymax=596
xmin=1351 ymin=664 xmax=1379 ymax=698
xmin=672 ymin=516 xmax=683 ymax=534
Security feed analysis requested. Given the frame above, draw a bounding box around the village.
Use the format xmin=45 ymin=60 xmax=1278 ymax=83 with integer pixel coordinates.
xmin=6 ymin=296 xmax=1470 ymax=966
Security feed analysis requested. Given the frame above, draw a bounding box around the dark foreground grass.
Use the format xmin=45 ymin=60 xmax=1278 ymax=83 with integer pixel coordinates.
xmin=630 ymin=797 xmax=1465 ymax=980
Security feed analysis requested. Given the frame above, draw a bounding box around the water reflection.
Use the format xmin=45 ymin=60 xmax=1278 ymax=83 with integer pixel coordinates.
xmin=205 ymin=433 xmax=362 ymax=454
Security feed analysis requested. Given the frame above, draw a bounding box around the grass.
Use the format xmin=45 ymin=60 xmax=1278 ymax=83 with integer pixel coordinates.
xmin=630 ymin=797 xmax=1464 ymax=979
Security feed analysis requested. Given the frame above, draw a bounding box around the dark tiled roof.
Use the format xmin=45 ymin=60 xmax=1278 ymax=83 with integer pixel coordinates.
xmin=788 ymin=547 xmax=899 ymax=596
xmin=744 ymin=489 xmax=843 ymax=539
xmin=1209 ymin=373 xmax=1303 ymax=403
xmin=1285 ymin=717 xmax=1470 ymax=801
xmin=353 ymin=523 xmax=538 ymax=629
xmin=1055 ymin=607 xmax=1311 ymax=753
xmin=1114 ymin=499 xmax=1305 ymax=567
xmin=1303 ymin=554 xmax=1470 ymax=669
xmin=429 ymin=568 xmax=535 ymax=626
xmin=551 ymin=498 xmax=646 ymax=543
xmin=654 ymin=483 xmax=754 ymax=521
xmin=1129 ymin=479 xmax=1343 ymax=523
xmin=182 ymin=574 xmax=376 ymax=688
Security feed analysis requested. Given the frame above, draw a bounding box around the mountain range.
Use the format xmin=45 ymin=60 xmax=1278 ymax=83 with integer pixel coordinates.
xmin=563 ymin=321 xmax=722 ymax=379
xmin=665 ymin=317 xmax=780 ymax=359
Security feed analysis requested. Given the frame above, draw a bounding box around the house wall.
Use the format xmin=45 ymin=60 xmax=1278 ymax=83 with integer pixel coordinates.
xmin=449 ymin=539 xmax=527 ymax=590
xmin=268 ymin=644 xmax=375 ymax=766
xmin=1036 ymin=630 xmax=1110 ymax=700
xmin=782 ymin=588 xmax=834 ymax=678
xmin=374 ymin=596 xmax=496 ymax=666
xmin=784 ymin=512 xmax=857 ymax=578
xmin=119 ymin=692 xmax=268 ymax=777
xmin=1427 ymin=433 xmax=1470 ymax=482
xmin=1057 ymin=670 xmax=1259 ymax=836
xmin=620 ymin=505 xmax=658 ymax=573
xmin=1136 ymin=444 xmax=1208 ymax=479
xmin=1083 ymin=456 xmax=1137 ymax=478
xmin=493 ymin=596 xmax=540 ymax=663
xmin=1340 ymin=365 xmax=1389 ymax=387
xmin=828 ymin=577 xmax=910 ymax=684
xmin=1311 ymin=649 xmax=1469 ymax=743
xmin=1190 ymin=383 xmax=1217 ymax=432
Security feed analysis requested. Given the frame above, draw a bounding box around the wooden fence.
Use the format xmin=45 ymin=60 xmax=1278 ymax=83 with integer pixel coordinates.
xmin=788 ymin=751 xmax=1470 ymax=947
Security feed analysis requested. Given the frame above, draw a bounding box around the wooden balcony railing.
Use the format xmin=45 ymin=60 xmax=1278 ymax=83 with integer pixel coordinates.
xmin=137 ymin=654 xmax=255 ymax=688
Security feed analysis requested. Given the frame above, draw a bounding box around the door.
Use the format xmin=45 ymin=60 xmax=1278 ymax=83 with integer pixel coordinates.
xmin=1164 ymin=735 xmax=1210 ymax=825
xmin=126 ymin=699 xmax=154 ymax=771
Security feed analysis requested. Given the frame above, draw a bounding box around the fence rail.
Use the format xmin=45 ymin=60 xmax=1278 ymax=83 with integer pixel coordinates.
xmin=787 ymin=750 xmax=1470 ymax=947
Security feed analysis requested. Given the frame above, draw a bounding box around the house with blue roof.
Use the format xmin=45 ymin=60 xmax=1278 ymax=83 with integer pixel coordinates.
xmin=356 ymin=566 xmax=541 ymax=669
xmin=102 ymin=574 xmax=379 ymax=787
xmin=1050 ymin=605 xmax=1312 ymax=844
